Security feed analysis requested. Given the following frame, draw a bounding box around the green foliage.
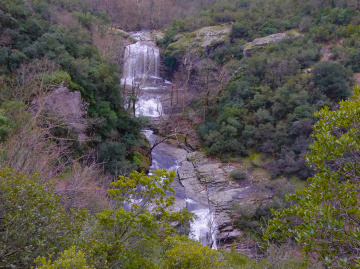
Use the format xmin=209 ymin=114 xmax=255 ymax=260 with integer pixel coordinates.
xmin=0 ymin=0 xmax=148 ymax=176
xmin=313 ymin=61 xmax=351 ymax=101
xmin=230 ymin=169 xmax=247 ymax=180
xmin=43 ymin=70 xmax=71 ymax=85
xmin=194 ymin=2 xmax=356 ymax=178
xmin=231 ymin=180 xmax=296 ymax=237
xmin=231 ymin=21 xmax=250 ymax=39
xmin=82 ymin=169 xmax=193 ymax=268
xmin=0 ymin=110 xmax=12 ymax=142
xmin=0 ymin=166 xmax=84 ymax=268
xmin=132 ymin=151 xmax=150 ymax=173
xmin=72 ymin=12 xmax=99 ymax=30
xmin=35 ymin=246 xmax=93 ymax=269
xmin=265 ymin=86 xmax=360 ymax=268
xmin=97 ymin=140 xmax=137 ymax=176
xmin=198 ymin=38 xmax=329 ymax=179
xmin=163 ymin=236 xmax=222 ymax=269
xmin=163 ymin=55 xmax=179 ymax=76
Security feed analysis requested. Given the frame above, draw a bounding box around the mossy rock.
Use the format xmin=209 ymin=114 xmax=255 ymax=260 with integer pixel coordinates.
xmin=242 ymin=30 xmax=302 ymax=57
xmin=165 ymin=24 xmax=231 ymax=59
xmin=132 ymin=151 xmax=150 ymax=173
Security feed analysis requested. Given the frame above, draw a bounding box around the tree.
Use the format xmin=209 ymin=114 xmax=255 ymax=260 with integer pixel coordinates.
xmin=35 ymin=246 xmax=93 ymax=269
xmin=312 ymin=61 xmax=351 ymax=102
xmin=0 ymin=166 xmax=84 ymax=268
xmin=82 ymin=169 xmax=193 ymax=268
xmin=265 ymin=86 xmax=360 ymax=268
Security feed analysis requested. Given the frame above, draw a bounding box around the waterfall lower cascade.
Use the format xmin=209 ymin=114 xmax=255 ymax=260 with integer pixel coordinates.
xmin=123 ymin=31 xmax=218 ymax=249
xmin=186 ymin=199 xmax=218 ymax=249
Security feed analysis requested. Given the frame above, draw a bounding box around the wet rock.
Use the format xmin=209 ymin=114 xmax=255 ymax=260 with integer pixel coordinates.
xmin=181 ymin=177 xmax=208 ymax=205
xmin=169 ymin=195 xmax=187 ymax=213
xmin=215 ymin=211 xmax=232 ymax=229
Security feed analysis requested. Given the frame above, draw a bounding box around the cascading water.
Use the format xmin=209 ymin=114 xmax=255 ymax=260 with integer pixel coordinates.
xmin=186 ymin=199 xmax=218 ymax=249
xmin=122 ymin=34 xmax=168 ymax=117
xmin=122 ymin=31 xmax=217 ymax=248
xmin=122 ymin=41 xmax=161 ymax=89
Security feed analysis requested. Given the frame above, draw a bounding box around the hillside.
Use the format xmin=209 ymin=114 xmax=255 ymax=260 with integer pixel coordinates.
xmin=159 ymin=0 xmax=358 ymax=181
xmin=1 ymin=0 xmax=360 ymax=268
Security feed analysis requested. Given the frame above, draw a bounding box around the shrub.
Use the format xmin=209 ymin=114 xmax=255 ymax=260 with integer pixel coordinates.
xmin=230 ymin=169 xmax=247 ymax=180
xmin=0 ymin=166 xmax=83 ymax=268
xmin=312 ymin=61 xmax=351 ymax=101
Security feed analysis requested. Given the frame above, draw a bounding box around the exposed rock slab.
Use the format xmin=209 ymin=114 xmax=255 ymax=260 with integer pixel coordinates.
xmin=177 ymin=151 xmax=256 ymax=248
xmin=178 ymin=161 xmax=197 ymax=179
xmin=181 ymin=176 xmax=208 ymax=205
xmin=30 ymin=86 xmax=88 ymax=141
xmin=243 ymin=31 xmax=301 ymax=57
xmin=218 ymin=227 xmax=242 ymax=243
xmin=166 ymin=24 xmax=231 ymax=59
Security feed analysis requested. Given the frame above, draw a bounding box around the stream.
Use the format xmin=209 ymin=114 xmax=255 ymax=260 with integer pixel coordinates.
xmin=122 ymin=31 xmax=218 ymax=248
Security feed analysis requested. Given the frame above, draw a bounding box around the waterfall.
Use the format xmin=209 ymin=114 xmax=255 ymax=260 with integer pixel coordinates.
xmin=122 ymin=33 xmax=169 ymax=117
xmin=122 ymin=41 xmax=162 ymax=90
xmin=186 ymin=199 xmax=218 ymax=249
xmin=123 ymin=31 xmax=218 ymax=249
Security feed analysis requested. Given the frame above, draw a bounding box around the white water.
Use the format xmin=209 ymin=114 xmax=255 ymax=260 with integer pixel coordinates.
xmin=136 ymin=97 xmax=162 ymax=117
xmin=122 ymin=41 xmax=161 ymax=88
xmin=123 ymin=32 xmax=218 ymax=248
xmin=190 ymin=208 xmax=218 ymax=249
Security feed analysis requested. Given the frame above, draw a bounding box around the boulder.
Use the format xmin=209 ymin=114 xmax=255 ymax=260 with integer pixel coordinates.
xmin=151 ymin=30 xmax=165 ymax=42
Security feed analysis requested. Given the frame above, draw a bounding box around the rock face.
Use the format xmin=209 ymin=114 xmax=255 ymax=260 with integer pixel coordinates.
xmin=166 ymin=24 xmax=232 ymax=59
xmin=178 ymin=151 xmax=255 ymax=246
xmin=30 ymin=86 xmax=88 ymax=141
xmin=243 ymin=31 xmax=301 ymax=57
xmin=151 ymin=30 xmax=166 ymax=42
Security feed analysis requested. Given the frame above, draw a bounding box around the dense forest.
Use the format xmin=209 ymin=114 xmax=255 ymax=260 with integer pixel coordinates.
xmin=1 ymin=0 xmax=360 ymax=268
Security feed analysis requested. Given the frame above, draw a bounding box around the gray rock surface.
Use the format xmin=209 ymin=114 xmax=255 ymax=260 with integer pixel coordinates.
xmin=30 ymin=86 xmax=88 ymax=141
xmin=177 ymin=151 xmax=255 ymax=246
xmin=243 ymin=31 xmax=301 ymax=57
xmin=194 ymin=25 xmax=232 ymax=48
xmin=166 ymin=24 xmax=231 ymax=58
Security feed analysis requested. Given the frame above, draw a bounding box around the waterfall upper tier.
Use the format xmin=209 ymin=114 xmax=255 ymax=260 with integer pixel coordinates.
xmin=122 ymin=41 xmax=170 ymax=90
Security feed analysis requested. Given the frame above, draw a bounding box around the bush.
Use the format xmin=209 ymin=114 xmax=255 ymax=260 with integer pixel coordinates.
xmin=0 ymin=166 xmax=83 ymax=268
xmin=230 ymin=169 xmax=247 ymax=180
xmin=312 ymin=61 xmax=351 ymax=101
xmin=231 ymin=21 xmax=250 ymax=39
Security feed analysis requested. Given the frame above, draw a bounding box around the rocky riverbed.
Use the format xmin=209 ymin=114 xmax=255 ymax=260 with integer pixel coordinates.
xmin=178 ymin=152 xmax=247 ymax=234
